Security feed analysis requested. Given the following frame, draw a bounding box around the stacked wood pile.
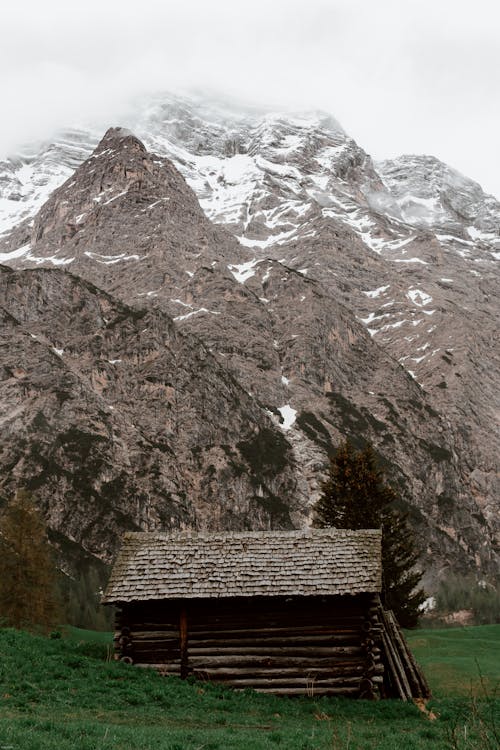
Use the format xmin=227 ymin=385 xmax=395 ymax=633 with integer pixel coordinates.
xmin=379 ymin=608 xmax=431 ymax=700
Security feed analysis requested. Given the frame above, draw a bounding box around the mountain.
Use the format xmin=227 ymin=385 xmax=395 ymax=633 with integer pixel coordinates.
xmin=0 ymin=264 xmax=301 ymax=565
xmin=0 ymin=93 xmax=498 ymax=587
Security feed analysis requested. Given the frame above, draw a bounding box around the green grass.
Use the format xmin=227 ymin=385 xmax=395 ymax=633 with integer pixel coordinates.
xmin=406 ymin=624 xmax=500 ymax=696
xmin=0 ymin=626 xmax=498 ymax=749
xmin=61 ymin=625 xmax=113 ymax=647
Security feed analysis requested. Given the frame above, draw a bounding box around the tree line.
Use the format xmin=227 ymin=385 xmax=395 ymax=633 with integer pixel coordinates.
xmin=1 ymin=440 xmax=426 ymax=633
xmin=0 ymin=489 xmax=110 ymax=633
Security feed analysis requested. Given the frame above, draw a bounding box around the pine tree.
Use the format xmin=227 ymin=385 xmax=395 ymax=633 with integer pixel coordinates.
xmin=314 ymin=440 xmax=425 ymax=628
xmin=0 ymin=489 xmax=61 ymax=632
xmin=381 ymin=508 xmax=426 ymax=627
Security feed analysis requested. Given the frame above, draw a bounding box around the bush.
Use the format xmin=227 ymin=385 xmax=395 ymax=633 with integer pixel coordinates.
xmin=434 ymin=576 xmax=500 ymax=625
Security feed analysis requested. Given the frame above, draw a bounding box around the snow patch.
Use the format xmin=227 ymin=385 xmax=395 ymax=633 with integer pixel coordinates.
xmin=393 ymin=257 xmax=429 ymax=265
xmin=0 ymin=243 xmax=31 ymax=261
xmin=362 ymin=285 xmax=390 ymax=299
xmin=436 ymin=234 xmax=473 ymax=246
xmin=227 ymin=258 xmax=261 ymax=284
xmin=467 ymin=226 xmax=497 ymax=242
xmin=84 ymin=251 xmax=141 ymax=264
xmin=420 ymin=596 xmax=436 ymax=613
xmin=174 ymin=308 xmax=221 ymax=322
xmin=278 ymin=404 xmax=297 ymax=430
xmin=407 ymin=289 xmax=433 ymax=307
xmin=237 ymin=228 xmax=296 ymax=249
xmin=7 ymin=246 xmax=75 ymax=266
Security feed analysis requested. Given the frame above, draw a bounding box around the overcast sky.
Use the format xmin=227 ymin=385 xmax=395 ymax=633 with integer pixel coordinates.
xmin=2 ymin=0 xmax=499 ymax=197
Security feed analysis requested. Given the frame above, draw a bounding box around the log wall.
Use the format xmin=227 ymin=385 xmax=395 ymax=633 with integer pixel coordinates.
xmin=114 ymin=594 xmax=384 ymax=697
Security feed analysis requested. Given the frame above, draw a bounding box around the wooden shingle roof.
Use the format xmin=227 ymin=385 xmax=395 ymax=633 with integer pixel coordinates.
xmin=102 ymin=528 xmax=382 ymax=603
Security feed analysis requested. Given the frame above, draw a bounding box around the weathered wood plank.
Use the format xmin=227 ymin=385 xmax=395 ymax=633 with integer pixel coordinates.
xmin=131 ymin=650 xmax=181 ymax=661
xmin=190 ymin=664 xmax=384 ymax=678
xmin=129 ymin=631 xmax=180 ymax=639
xmin=186 ymin=625 xmax=363 ymax=638
xmin=379 ymin=609 xmax=411 ymax=700
xmin=384 ymin=609 xmax=430 ymax=699
xmin=187 ymin=654 xmax=365 ymax=668
xmin=187 ymin=634 xmax=363 ymax=647
xmin=188 ymin=646 xmax=363 ymax=657
xmin=180 ymin=606 xmax=188 ymax=680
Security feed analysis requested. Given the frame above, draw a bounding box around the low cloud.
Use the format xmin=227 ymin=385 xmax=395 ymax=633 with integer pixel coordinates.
xmin=1 ymin=0 xmax=499 ymax=196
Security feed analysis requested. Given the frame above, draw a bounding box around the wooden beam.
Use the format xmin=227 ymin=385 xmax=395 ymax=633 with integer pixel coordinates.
xmin=180 ymin=606 xmax=188 ymax=680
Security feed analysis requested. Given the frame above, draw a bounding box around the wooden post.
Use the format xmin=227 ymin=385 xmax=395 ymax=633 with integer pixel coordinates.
xmin=180 ymin=606 xmax=188 ymax=679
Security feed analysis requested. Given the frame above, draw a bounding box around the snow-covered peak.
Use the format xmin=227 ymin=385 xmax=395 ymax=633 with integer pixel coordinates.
xmin=0 ymin=94 xmax=372 ymax=246
xmin=0 ymin=127 xmax=102 ymax=237
xmin=377 ymin=154 xmax=500 ymax=249
xmin=1 ymin=92 xmax=499 ymax=267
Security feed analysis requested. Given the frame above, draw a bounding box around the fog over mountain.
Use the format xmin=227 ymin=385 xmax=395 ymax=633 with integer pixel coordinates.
xmin=1 ymin=0 xmax=499 ymax=196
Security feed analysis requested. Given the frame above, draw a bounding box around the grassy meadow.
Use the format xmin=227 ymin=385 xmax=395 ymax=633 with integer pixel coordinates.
xmin=0 ymin=625 xmax=498 ymax=750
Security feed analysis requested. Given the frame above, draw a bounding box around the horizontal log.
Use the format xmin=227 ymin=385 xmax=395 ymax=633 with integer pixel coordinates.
xmin=191 ymin=601 xmax=364 ymax=611
xmin=190 ymin=615 xmax=365 ymax=623
xmin=130 ymin=631 xmax=180 ymax=640
xmin=132 ymin=640 xmax=180 ymax=650
xmin=132 ymin=650 xmax=181 ymax=660
xmin=131 ymin=635 xmax=179 ymax=643
xmin=188 ymin=646 xmax=363 ymax=657
xmin=189 ymin=619 xmax=365 ymax=630
xmin=187 ymin=625 xmax=363 ymax=638
xmin=190 ymin=611 xmax=365 ymax=621
xmin=190 ymin=664 xmax=384 ymax=679
xmin=132 ymin=648 xmax=180 ymax=657
xmin=187 ymin=634 xmax=362 ymax=647
xmin=187 ymin=655 xmax=365 ymax=668
xmin=128 ymin=621 xmax=180 ymax=628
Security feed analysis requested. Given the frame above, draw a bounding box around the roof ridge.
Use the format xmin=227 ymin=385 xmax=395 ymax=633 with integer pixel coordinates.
xmin=122 ymin=528 xmax=382 ymax=541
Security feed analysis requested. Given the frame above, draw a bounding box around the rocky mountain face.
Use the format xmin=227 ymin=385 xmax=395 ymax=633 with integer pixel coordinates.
xmin=0 ymin=94 xmax=498 ymax=587
xmin=0 ymin=265 xmax=302 ymax=566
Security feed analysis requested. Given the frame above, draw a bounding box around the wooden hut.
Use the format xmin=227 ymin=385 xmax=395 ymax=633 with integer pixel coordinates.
xmin=102 ymin=528 xmax=429 ymax=699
